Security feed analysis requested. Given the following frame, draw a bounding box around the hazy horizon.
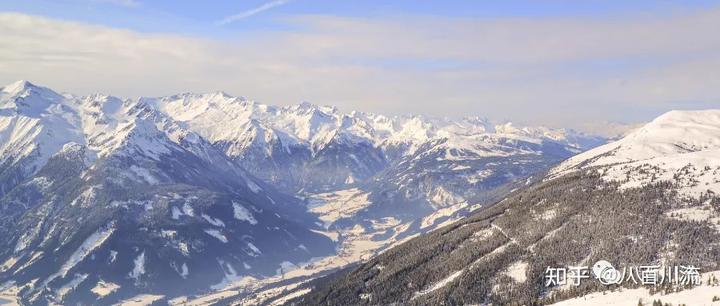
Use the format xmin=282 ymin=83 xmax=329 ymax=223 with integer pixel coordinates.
xmin=1 ymin=0 xmax=719 ymax=133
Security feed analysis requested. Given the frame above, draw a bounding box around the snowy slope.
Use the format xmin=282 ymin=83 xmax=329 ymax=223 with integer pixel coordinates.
xmin=552 ymin=110 xmax=720 ymax=197
xmin=0 ymin=81 xmax=87 ymax=193
xmin=148 ymin=92 xmax=603 ymax=192
xmin=152 ymin=95 xmax=598 ymax=158
xmin=292 ymin=109 xmax=720 ymax=306
xmin=0 ymin=80 xmax=608 ymax=305
xmin=0 ymin=81 xmax=336 ymax=305
xmin=550 ymin=270 xmax=720 ymax=306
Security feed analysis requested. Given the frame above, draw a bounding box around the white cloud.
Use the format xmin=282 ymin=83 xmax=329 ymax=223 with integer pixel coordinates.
xmin=0 ymin=10 xmax=718 ymax=130
xmin=278 ymin=10 xmax=720 ymax=63
xmin=216 ymin=0 xmax=290 ymax=25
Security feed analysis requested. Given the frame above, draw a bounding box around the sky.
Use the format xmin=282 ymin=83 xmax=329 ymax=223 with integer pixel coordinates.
xmin=1 ymin=0 xmax=719 ymax=133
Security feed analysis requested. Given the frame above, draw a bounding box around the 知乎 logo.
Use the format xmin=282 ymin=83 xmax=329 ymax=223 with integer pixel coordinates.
xmin=592 ymin=260 xmax=622 ymax=285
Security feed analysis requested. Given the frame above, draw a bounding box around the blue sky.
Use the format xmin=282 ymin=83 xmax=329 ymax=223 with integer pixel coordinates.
xmin=3 ymin=0 xmax=718 ymax=35
xmin=1 ymin=1 xmax=719 ymax=133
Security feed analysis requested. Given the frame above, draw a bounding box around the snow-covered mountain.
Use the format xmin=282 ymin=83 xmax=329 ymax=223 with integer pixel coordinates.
xmin=147 ymin=91 xmax=603 ymax=193
xmin=292 ymin=109 xmax=720 ymax=306
xmin=145 ymin=90 xmax=605 ymax=238
xmin=0 ymin=80 xmax=606 ymax=305
xmin=552 ymin=109 xmax=720 ymax=197
xmin=0 ymin=81 xmax=335 ymax=305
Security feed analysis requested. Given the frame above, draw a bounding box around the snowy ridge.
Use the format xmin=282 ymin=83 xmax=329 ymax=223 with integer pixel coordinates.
xmin=290 ymin=110 xmax=720 ymax=306
xmin=0 ymin=81 xmax=86 ymax=177
xmin=551 ymin=110 xmax=720 ymax=197
xmin=0 ymin=81 xmax=341 ymax=305
xmin=145 ymin=89 xmax=604 ymax=194
xmin=42 ymin=223 xmax=115 ymax=287
xmin=554 ymin=110 xmax=720 ymax=171
xmin=0 ymin=80 xmax=609 ymax=305
xmin=150 ymin=92 xmax=597 ymax=158
xmin=0 ymin=81 xmax=258 ymax=187
xmin=0 ymin=80 xmax=602 ymax=195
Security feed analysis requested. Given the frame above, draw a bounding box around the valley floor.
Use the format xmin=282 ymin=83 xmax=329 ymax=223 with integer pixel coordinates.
xmin=0 ymin=187 xmax=472 ymax=306
xmin=171 ymin=188 xmax=443 ymax=306
xmin=0 ymin=288 xmax=19 ymax=306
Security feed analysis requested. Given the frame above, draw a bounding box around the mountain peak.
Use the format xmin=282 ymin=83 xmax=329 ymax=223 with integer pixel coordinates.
xmin=210 ymin=90 xmax=233 ymax=99
xmin=1 ymin=80 xmax=63 ymax=99
xmin=1 ymin=80 xmax=36 ymax=94
xmin=291 ymin=101 xmax=320 ymax=113
xmin=298 ymin=100 xmax=315 ymax=108
xmin=629 ymin=109 xmax=720 ymax=145
xmin=649 ymin=109 xmax=720 ymax=127
xmin=551 ymin=108 xmax=720 ymax=181
xmin=0 ymin=80 xmax=65 ymax=116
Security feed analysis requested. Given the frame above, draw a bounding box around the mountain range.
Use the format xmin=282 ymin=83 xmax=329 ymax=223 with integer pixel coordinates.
xmin=294 ymin=110 xmax=720 ymax=306
xmin=0 ymin=80 xmax=608 ymax=305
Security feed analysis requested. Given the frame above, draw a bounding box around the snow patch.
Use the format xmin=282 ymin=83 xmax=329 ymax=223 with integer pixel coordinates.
xmin=246 ymin=180 xmax=262 ymax=193
xmin=0 ymin=257 xmax=18 ymax=273
xmin=128 ymin=165 xmax=159 ymax=185
xmin=177 ymin=242 xmax=190 ymax=256
xmin=204 ymin=229 xmax=229 ymax=243
xmin=420 ymin=202 xmax=467 ymax=229
xmin=246 ymin=242 xmax=262 ymax=256
xmin=91 ymin=280 xmax=120 ymax=298
xmin=202 ymin=214 xmax=226 ymax=227
xmin=171 ymin=206 xmax=183 ymax=220
xmin=108 ymin=250 xmax=118 ymax=264
xmin=232 ymin=202 xmax=257 ymax=225
xmin=180 ymin=263 xmax=189 ymax=279
xmin=43 ymin=224 xmax=115 ymax=287
xmin=551 ymin=270 xmax=720 ymax=306
xmin=56 ymin=273 xmax=88 ymax=301
xmin=504 ymin=261 xmax=528 ymax=283
xmin=181 ymin=202 xmax=194 ymax=217
xmin=128 ymin=251 xmax=146 ymax=283
xmin=413 ymin=270 xmax=463 ymax=298
xmin=113 ymin=294 xmax=164 ymax=306
xmin=211 ymin=259 xmax=246 ymax=290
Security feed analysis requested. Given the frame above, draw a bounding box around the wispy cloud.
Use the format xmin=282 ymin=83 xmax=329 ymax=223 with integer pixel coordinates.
xmin=216 ymin=0 xmax=290 ymax=25
xmin=94 ymin=0 xmax=141 ymax=7
xmin=1 ymin=10 xmax=719 ymax=130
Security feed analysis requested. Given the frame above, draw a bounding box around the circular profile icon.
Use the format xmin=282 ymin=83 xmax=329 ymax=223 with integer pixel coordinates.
xmin=592 ymin=260 xmax=622 ymax=285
